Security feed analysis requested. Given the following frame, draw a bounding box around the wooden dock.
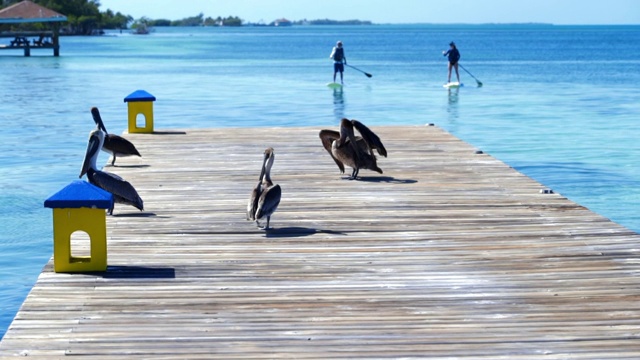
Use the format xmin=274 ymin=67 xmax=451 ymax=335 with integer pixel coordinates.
xmin=0 ymin=32 xmax=60 ymax=57
xmin=3 ymin=125 xmax=640 ymax=358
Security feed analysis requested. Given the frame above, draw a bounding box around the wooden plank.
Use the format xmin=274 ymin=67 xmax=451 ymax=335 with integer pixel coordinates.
xmin=3 ymin=125 xmax=640 ymax=358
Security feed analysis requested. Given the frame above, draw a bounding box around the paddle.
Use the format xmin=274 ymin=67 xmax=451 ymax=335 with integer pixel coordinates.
xmin=459 ymin=64 xmax=482 ymax=87
xmin=345 ymin=64 xmax=372 ymax=78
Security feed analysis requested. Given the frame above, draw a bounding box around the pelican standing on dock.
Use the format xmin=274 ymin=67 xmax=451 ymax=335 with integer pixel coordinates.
xmin=80 ymin=128 xmax=144 ymax=215
xmin=91 ymin=107 xmax=141 ymax=166
xmin=319 ymin=118 xmax=387 ymax=179
xmin=247 ymin=147 xmax=281 ymax=230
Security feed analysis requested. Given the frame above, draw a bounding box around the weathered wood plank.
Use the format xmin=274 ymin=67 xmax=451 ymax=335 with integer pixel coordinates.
xmin=3 ymin=125 xmax=640 ymax=358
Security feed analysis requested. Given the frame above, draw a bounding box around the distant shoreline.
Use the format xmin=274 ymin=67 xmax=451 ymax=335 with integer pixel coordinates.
xmin=144 ymin=22 xmax=635 ymax=28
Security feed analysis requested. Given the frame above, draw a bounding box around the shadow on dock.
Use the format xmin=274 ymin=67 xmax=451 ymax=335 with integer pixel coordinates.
xmin=151 ymin=131 xmax=187 ymax=135
xmin=105 ymin=164 xmax=150 ymax=169
xmin=99 ymin=265 xmax=176 ymax=279
xmin=111 ymin=212 xmax=158 ymax=218
xmin=265 ymin=227 xmax=346 ymax=238
xmin=347 ymin=176 xmax=417 ymax=184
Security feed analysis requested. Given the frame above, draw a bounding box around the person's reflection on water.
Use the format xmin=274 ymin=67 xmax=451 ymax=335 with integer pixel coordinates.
xmin=333 ymin=87 xmax=345 ymax=121
xmin=447 ymin=87 xmax=459 ymax=123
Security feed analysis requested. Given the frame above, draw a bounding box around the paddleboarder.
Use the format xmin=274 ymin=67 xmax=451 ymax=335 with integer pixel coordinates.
xmin=443 ymin=41 xmax=461 ymax=84
xmin=330 ymin=40 xmax=347 ymax=84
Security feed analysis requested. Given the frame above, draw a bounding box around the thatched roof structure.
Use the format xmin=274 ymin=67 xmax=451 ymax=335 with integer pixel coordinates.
xmin=0 ymin=0 xmax=67 ymax=23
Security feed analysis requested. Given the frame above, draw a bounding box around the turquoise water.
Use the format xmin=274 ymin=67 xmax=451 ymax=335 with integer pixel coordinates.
xmin=1 ymin=24 xmax=639 ymax=339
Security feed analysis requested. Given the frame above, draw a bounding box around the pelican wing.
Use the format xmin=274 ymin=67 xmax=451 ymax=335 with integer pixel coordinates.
xmin=91 ymin=170 xmax=144 ymax=211
xmin=104 ymin=134 xmax=141 ymax=157
xmin=352 ymin=120 xmax=387 ymax=157
xmin=256 ymin=184 xmax=281 ymax=220
xmin=247 ymin=181 xmax=261 ymax=221
xmin=319 ymin=129 xmax=345 ymax=173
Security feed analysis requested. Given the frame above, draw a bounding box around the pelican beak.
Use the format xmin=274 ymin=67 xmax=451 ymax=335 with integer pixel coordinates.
xmin=80 ymin=132 xmax=101 ymax=178
xmin=341 ymin=120 xmax=361 ymax=162
xmin=337 ymin=118 xmax=350 ymax=147
xmin=91 ymin=107 xmax=109 ymax=134
xmin=258 ymin=150 xmax=269 ymax=180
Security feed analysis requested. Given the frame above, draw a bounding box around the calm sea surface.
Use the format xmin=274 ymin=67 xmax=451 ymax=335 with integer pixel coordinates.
xmin=1 ymin=24 xmax=639 ymax=338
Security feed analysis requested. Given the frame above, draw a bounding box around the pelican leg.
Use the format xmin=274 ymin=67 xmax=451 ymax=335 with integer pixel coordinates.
xmin=350 ymin=168 xmax=359 ymax=180
xmin=107 ymin=205 xmax=114 ymax=216
xmin=261 ymin=216 xmax=271 ymax=230
xmin=255 ymin=217 xmax=272 ymax=230
xmin=111 ymin=155 xmax=116 ymax=166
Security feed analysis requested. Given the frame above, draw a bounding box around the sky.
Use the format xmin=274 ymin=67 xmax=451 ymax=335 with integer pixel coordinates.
xmin=97 ymin=0 xmax=639 ymax=25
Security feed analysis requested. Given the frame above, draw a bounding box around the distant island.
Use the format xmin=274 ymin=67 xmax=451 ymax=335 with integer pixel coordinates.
xmin=0 ymin=1 xmax=567 ymax=37
xmin=276 ymin=19 xmax=373 ymax=26
xmin=0 ymin=0 xmax=372 ymax=35
xmin=142 ymin=14 xmax=372 ymax=28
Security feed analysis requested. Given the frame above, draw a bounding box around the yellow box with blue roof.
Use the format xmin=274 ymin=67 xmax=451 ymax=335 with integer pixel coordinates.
xmin=44 ymin=180 xmax=114 ymax=273
xmin=124 ymin=89 xmax=156 ymax=133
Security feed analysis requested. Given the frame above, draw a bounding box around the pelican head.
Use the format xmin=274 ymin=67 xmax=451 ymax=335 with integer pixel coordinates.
xmin=262 ymin=147 xmax=275 ymax=182
xmin=264 ymin=147 xmax=274 ymax=156
xmin=80 ymin=129 xmax=104 ymax=178
xmin=264 ymin=147 xmax=275 ymax=164
xmin=338 ymin=118 xmax=357 ymax=146
xmin=91 ymin=107 xmax=109 ymax=134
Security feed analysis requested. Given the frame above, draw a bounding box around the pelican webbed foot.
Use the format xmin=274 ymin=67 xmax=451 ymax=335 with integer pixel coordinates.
xmin=261 ymin=217 xmax=273 ymax=230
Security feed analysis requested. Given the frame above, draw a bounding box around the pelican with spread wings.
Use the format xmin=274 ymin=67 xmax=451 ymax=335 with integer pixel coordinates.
xmin=319 ymin=118 xmax=387 ymax=179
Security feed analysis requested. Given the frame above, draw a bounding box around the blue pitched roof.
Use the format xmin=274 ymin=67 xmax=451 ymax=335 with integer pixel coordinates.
xmin=44 ymin=180 xmax=114 ymax=209
xmin=124 ymin=90 xmax=156 ymax=102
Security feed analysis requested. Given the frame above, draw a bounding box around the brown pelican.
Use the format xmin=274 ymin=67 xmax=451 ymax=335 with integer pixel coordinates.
xmin=247 ymin=147 xmax=281 ymax=230
xmin=80 ymin=128 xmax=144 ymax=215
xmin=91 ymin=107 xmax=141 ymax=166
xmin=319 ymin=118 xmax=387 ymax=179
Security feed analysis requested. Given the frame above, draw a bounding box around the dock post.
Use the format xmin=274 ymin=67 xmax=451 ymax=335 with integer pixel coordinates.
xmin=53 ymin=24 xmax=60 ymax=57
xmin=124 ymin=90 xmax=156 ymax=133
xmin=24 ymin=45 xmax=30 ymax=57
xmin=44 ymin=180 xmax=114 ymax=273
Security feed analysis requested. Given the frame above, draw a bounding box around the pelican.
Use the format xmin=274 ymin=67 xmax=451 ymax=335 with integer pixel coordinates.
xmin=247 ymin=147 xmax=281 ymax=230
xmin=80 ymin=128 xmax=144 ymax=215
xmin=91 ymin=107 xmax=141 ymax=166
xmin=319 ymin=118 xmax=387 ymax=179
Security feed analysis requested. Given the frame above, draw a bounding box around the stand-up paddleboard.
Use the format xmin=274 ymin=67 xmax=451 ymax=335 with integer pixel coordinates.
xmin=443 ymin=82 xmax=463 ymax=88
xmin=327 ymin=82 xmax=343 ymax=89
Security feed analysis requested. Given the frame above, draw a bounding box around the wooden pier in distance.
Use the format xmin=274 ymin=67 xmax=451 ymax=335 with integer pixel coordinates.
xmin=0 ymin=31 xmax=59 ymax=56
xmin=2 ymin=125 xmax=640 ymax=358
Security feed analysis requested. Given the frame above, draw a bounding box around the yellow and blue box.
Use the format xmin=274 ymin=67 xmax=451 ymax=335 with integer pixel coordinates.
xmin=44 ymin=180 xmax=114 ymax=273
xmin=124 ymin=89 xmax=156 ymax=133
